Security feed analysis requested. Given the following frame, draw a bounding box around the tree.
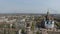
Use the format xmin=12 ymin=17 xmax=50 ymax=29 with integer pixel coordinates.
xmin=31 ymin=22 xmax=34 ymax=31
xmin=12 ymin=24 xmax=16 ymax=28
xmin=36 ymin=31 xmax=40 ymax=34
xmin=21 ymin=28 xmax=25 ymax=34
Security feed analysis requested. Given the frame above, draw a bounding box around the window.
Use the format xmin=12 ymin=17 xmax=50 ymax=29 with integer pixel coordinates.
xmin=50 ymin=21 xmax=52 ymax=24
xmin=46 ymin=21 xmax=49 ymax=24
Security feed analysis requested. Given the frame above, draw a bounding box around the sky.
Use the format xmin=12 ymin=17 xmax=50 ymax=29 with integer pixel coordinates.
xmin=0 ymin=0 xmax=60 ymax=14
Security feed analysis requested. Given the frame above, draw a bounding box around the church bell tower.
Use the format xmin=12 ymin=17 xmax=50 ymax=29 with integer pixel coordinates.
xmin=44 ymin=10 xmax=54 ymax=28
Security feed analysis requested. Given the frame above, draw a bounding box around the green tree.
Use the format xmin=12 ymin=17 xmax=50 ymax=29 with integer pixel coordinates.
xmin=12 ymin=24 xmax=16 ymax=28
xmin=21 ymin=28 xmax=25 ymax=34
xmin=31 ymin=22 xmax=34 ymax=31
xmin=36 ymin=31 xmax=40 ymax=34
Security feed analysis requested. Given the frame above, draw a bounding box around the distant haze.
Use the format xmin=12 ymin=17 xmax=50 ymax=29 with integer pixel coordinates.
xmin=0 ymin=0 xmax=60 ymax=14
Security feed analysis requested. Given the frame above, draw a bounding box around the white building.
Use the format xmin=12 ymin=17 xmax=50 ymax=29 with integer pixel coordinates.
xmin=45 ymin=20 xmax=54 ymax=28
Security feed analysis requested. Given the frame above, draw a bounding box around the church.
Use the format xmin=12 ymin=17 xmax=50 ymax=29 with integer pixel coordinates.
xmin=41 ymin=11 xmax=55 ymax=28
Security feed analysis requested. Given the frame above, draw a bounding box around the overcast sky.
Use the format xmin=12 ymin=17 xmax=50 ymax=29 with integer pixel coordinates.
xmin=0 ymin=0 xmax=60 ymax=14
